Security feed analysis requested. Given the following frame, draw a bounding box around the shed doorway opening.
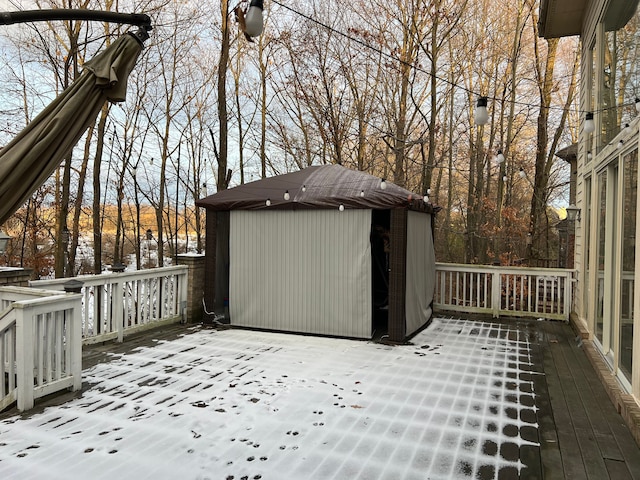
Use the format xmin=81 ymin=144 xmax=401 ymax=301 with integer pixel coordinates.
xmin=371 ymin=209 xmax=390 ymax=336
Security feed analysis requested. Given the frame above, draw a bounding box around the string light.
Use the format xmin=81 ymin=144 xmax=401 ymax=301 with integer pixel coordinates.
xmin=426 ymin=188 xmax=431 ymax=195
xmin=624 ymin=123 xmax=632 ymax=135
xmin=496 ymin=150 xmax=505 ymax=163
xmin=360 ymin=190 xmax=365 ymax=197
xmin=519 ymin=168 xmax=526 ymax=178
xmin=474 ymin=97 xmax=489 ymax=125
xmin=587 ymin=151 xmax=593 ymax=161
xmin=266 ymin=198 xmax=271 ymax=206
xmin=244 ymin=0 xmax=264 ymax=37
xmin=618 ymin=139 xmax=625 ymax=149
xmin=302 ymin=185 xmax=306 ymax=192
xmin=284 ymin=190 xmax=290 ymax=200
xmin=502 ymin=175 xmax=508 ymax=182
xmin=584 ymin=112 xmax=595 ymax=134
xmin=271 ymin=0 xmax=640 ymax=118
xmin=423 ymin=194 xmax=429 ymax=203
xmin=380 ymin=178 xmax=387 ymax=190
xmin=339 ymin=204 xmax=344 ymax=211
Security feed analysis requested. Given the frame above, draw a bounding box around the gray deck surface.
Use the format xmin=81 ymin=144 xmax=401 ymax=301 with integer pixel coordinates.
xmin=2 ymin=317 xmax=640 ymax=479
xmin=530 ymin=319 xmax=640 ymax=480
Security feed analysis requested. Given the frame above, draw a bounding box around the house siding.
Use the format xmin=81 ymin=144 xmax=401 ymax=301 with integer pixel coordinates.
xmin=574 ymin=0 xmax=640 ymax=402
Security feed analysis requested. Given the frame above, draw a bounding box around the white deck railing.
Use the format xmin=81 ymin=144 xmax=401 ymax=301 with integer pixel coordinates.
xmin=434 ymin=263 xmax=574 ymax=321
xmin=0 ymin=286 xmax=82 ymax=412
xmin=30 ymin=266 xmax=189 ymax=345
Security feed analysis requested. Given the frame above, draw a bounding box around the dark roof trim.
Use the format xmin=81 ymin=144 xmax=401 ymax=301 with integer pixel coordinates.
xmin=538 ymin=0 xmax=586 ymax=38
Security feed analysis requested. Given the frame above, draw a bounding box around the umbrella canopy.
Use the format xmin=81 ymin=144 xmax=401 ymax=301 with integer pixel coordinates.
xmin=0 ymin=30 xmax=145 ymax=224
xmin=196 ymin=164 xmax=435 ymax=212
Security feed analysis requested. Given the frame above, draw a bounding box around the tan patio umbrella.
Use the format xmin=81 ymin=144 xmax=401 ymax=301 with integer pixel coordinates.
xmin=0 ymin=29 xmax=147 ymax=224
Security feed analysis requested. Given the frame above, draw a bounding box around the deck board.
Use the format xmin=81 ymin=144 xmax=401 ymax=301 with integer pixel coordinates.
xmin=3 ymin=317 xmax=640 ymax=478
xmin=541 ymin=341 xmax=588 ymax=478
xmin=535 ymin=319 xmax=640 ymax=480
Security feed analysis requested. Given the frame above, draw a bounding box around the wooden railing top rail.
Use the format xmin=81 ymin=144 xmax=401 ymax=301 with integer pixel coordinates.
xmin=0 ymin=305 xmax=14 ymax=332
xmin=435 ymin=262 xmax=576 ymax=277
xmin=9 ymin=293 xmax=81 ymax=310
xmin=30 ymin=265 xmax=188 ymax=289
xmin=0 ymin=285 xmax=66 ymax=299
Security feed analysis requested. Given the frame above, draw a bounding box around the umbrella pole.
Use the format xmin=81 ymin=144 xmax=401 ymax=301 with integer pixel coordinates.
xmin=0 ymin=9 xmax=152 ymax=31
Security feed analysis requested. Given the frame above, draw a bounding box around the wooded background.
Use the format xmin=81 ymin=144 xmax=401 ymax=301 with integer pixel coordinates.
xmin=0 ymin=0 xmax=581 ymax=277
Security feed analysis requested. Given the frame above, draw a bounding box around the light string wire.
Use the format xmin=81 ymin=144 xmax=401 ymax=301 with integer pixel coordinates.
xmin=269 ymin=0 xmax=640 ymax=118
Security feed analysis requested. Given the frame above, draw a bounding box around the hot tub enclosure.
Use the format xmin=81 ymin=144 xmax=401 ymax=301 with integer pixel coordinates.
xmin=195 ymin=164 xmax=437 ymax=342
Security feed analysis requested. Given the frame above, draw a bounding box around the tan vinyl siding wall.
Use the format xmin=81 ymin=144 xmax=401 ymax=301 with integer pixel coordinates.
xmin=575 ymin=40 xmax=590 ymax=322
xmin=405 ymin=211 xmax=435 ymax=336
xmin=229 ymin=209 xmax=373 ymax=338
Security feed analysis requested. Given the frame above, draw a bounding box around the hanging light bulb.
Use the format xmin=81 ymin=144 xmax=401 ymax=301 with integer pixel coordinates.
xmin=302 ymin=184 xmax=307 ymax=192
xmin=266 ymin=198 xmax=271 ymax=206
xmin=426 ymin=188 xmax=431 ymax=195
xmin=474 ymin=96 xmax=489 ymax=125
xmin=243 ymin=0 xmax=264 ymax=38
xmin=496 ymin=150 xmax=505 ymax=163
xmin=587 ymin=151 xmax=593 ymax=161
xmin=339 ymin=204 xmax=345 ymax=211
xmin=624 ymin=123 xmax=632 ymax=135
xmin=380 ymin=178 xmax=387 ymax=190
xmin=636 ymin=98 xmax=640 ymax=114
xmin=423 ymin=194 xmax=429 ymax=203
xmin=284 ymin=190 xmax=290 ymax=200
xmin=618 ymin=139 xmax=625 ymax=149
xmin=519 ymin=168 xmax=526 ymax=178
xmin=502 ymin=175 xmax=508 ymax=182
xmin=360 ymin=190 xmax=365 ymax=197
xmin=584 ymin=112 xmax=595 ymax=134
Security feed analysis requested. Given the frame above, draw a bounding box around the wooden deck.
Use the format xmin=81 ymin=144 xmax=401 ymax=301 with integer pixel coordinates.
xmin=3 ymin=318 xmax=640 ymax=478
xmin=525 ymin=319 xmax=640 ymax=479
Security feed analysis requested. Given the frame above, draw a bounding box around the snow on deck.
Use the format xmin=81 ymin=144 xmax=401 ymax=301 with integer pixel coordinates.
xmin=0 ymin=318 xmax=539 ymax=479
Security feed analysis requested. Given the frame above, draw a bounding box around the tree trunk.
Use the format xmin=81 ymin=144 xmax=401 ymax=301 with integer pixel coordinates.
xmin=217 ymin=0 xmax=230 ymax=191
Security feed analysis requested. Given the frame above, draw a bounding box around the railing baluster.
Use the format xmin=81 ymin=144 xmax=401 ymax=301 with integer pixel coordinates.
xmin=37 ymin=314 xmax=44 ymax=386
xmin=45 ymin=312 xmax=54 ymax=383
xmin=55 ymin=310 xmax=63 ymax=380
xmin=8 ymin=326 xmax=15 ymax=392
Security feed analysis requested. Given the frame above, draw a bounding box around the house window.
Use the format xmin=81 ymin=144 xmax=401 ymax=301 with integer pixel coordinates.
xmin=598 ymin=3 xmax=640 ymax=148
xmin=583 ymin=176 xmax=592 ymax=320
xmin=586 ymin=45 xmax=595 ymax=164
xmin=620 ymin=148 xmax=638 ymax=381
xmin=595 ymin=169 xmax=608 ymax=343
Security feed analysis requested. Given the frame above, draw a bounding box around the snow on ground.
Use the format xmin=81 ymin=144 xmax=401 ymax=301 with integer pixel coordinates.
xmin=0 ymin=318 xmax=539 ymax=479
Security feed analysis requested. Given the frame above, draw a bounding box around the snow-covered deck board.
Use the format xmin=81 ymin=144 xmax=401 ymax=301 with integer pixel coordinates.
xmin=1 ymin=317 xmax=639 ymax=479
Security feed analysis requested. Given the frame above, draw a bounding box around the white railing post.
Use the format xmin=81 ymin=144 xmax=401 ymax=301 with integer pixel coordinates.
xmin=15 ymin=304 xmax=34 ymax=411
xmin=113 ymin=279 xmax=125 ymax=343
xmin=68 ymin=294 xmax=83 ymax=391
xmin=491 ymin=269 xmax=501 ymax=318
xmin=566 ymin=271 xmax=574 ymax=322
xmin=180 ymin=270 xmax=188 ymax=323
